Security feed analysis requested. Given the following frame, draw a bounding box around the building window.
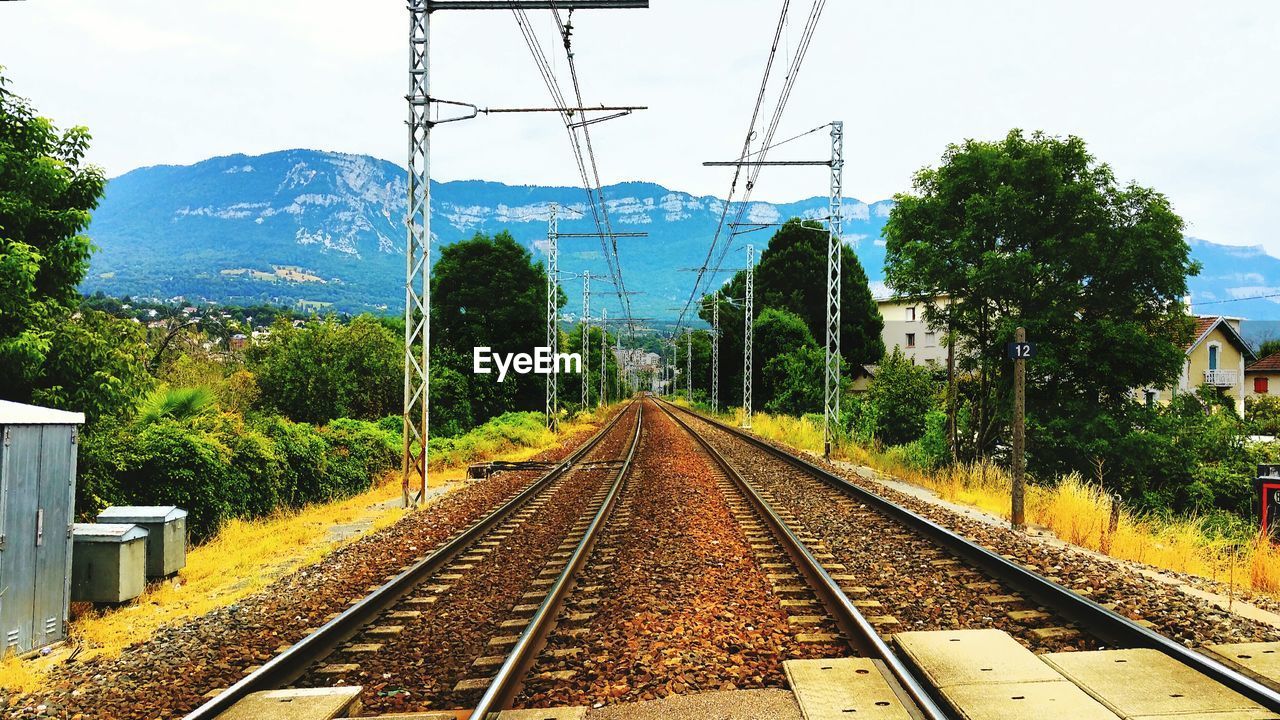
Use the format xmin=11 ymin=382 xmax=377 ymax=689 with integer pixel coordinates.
xmin=906 ymin=306 xmax=917 ymax=321
xmin=1145 ymin=389 xmax=1158 ymax=407
xmin=905 ymin=333 xmax=916 ymax=348
xmin=1257 ymin=377 xmax=1270 ymax=394
xmin=925 ymin=332 xmax=936 ymax=347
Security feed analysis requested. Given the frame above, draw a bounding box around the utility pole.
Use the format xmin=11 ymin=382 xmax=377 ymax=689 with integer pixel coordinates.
xmin=615 ymin=329 xmax=622 ymax=400
xmin=600 ymin=308 xmax=607 ymax=407
xmin=545 ymin=204 xmax=559 ymax=431
xmin=400 ymin=0 xmax=649 ymax=508
xmin=1011 ymin=326 xmax=1028 ymax=531
xmin=582 ymin=272 xmax=591 ymax=409
xmin=686 ymin=330 xmax=693 ymax=402
xmin=402 ymin=1 xmax=432 ymax=506
xmin=711 ymin=294 xmax=720 ymax=413
xmin=703 ymin=124 xmax=840 ymax=435
xmin=824 ymin=120 xmax=844 ymax=459
xmin=743 ymin=244 xmax=754 ymax=429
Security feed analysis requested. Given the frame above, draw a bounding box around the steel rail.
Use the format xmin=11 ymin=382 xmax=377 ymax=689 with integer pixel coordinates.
xmin=654 ymin=399 xmax=951 ymax=720
xmin=183 ymin=401 xmax=638 ymax=720
xmin=471 ymin=401 xmax=645 ymax=718
xmin=658 ymin=399 xmax=1280 ymax=713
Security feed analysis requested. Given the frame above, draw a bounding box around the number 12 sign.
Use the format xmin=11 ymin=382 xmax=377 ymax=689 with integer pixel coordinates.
xmin=1007 ymin=342 xmax=1036 ymax=360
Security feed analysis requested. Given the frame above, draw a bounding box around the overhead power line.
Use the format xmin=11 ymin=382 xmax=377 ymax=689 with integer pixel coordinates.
xmin=672 ymin=0 xmax=829 ymax=341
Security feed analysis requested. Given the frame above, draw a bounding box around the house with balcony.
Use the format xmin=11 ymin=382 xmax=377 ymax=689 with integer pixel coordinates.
xmin=1142 ymin=315 xmax=1253 ymax=415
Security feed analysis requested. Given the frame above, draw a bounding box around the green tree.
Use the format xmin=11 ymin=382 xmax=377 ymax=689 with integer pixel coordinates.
xmin=1 ymin=70 xmax=107 ymax=401
xmin=754 ymin=307 xmax=817 ymax=408
xmin=248 ymin=315 xmax=401 ymax=424
xmin=699 ymin=219 xmax=885 ymax=409
xmin=29 ymin=308 xmax=154 ymax=422
xmin=884 ymin=130 xmax=1196 ymax=491
xmin=867 ymin=347 xmax=938 ymax=446
xmin=754 ymin=218 xmax=884 ymax=368
xmin=763 ymin=345 xmax=825 ymax=416
xmin=431 ymin=231 xmax=554 ymax=422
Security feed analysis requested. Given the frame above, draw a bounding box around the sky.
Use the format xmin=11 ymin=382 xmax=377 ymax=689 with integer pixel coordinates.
xmin=2 ymin=1 xmax=1278 ymax=253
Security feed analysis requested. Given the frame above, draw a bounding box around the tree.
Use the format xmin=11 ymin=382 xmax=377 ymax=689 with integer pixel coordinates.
xmin=1 ymin=69 xmax=107 ymax=401
xmin=431 ymin=231 xmax=553 ymax=422
xmin=763 ymin=346 xmax=825 ymax=416
xmin=754 ymin=218 xmax=885 ymax=369
xmin=700 ymin=219 xmax=885 ymax=411
xmin=755 ymin=307 xmax=817 ymax=409
xmin=29 ymin=308 xmax=154 ymax=422
xmin=1257 ymin=338 xmax=1280 ymax=360
xmin=883 ymin=130 xmax=1197 ymax=490
xmin=248 ymin=315 xmax=401 ymax=424
xmin=867 ymin=347 xmax=937 ymax=446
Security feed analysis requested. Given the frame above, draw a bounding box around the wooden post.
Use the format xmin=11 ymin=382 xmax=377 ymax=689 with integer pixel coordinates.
xmin=947 ymin=332 xmax=957 ymax=465
xmin=1102 ymin=490 xmax=1120 ymax=554
xmin=1012 ymin=326 xmax=1026 ymax=531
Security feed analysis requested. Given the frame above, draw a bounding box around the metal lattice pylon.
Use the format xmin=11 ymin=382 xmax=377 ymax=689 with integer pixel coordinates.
xmin=824 ymin=120 xmax=844 ymax=458
xmin=711 ymin=294 xmax=719 ymax=413
xmin=545 ymin=204 xmax=559 ymax=431
xmin=686 ymin=330 xmax=692 ymax=402
xmin=581 ymin=272 xmax=590 ymax=409
xmin=402 ymin=1 xmax=431 ymax=506
xmin=743 ymin=244 xmax=754 ymax=429
xmin=600 ymin=308 xmax=607 ymax=406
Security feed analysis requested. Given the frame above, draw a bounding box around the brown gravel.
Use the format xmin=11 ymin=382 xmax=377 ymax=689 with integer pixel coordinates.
xmin=295 ymin=403 xmax=643 ymax=714
xmin=676 ymin=406 xmax=1280 ymax=651
xmin=1 ymin=414 xmax=618 ymax=720
xmin=517 ymin=401 xmax=846 ymax=709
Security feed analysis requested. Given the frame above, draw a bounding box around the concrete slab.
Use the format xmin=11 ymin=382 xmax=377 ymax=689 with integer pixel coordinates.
xmin=784 ymin=657 xmax=911 ymax=720
xmin=496 ymin=708 xmax=588 ymax=720
xmin=337 ymin=707 xmax=463 ymax=712
xmin=582 ymin=689 xmax=803 ymax=719
xmin=217 ymin=687 xmax=361 ymax=720
xmin=894 ymin=629 xmax=1061 ymax=688
xmin=1204 ymin=642 xmax=1280 ymax=688
xmin=1043 ymin=648 xmax=1278 ymax=719
xmin=940 ymin=680 xmax=1118 ymax=720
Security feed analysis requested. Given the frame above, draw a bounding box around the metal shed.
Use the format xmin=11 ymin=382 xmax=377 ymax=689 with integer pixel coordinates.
xmin=0 ymin=400 xmax=84 ymax=655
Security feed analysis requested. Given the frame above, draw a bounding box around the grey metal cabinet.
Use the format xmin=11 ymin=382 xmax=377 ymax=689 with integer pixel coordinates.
xmin=0 ymin=401 xmax=84 ymax=655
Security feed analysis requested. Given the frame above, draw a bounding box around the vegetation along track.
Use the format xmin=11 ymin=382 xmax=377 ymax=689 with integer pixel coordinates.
xmin=183 ymin=401 xmax=642 ymax=719
xmin=658 ymin=398 xmax=1280 ymax=711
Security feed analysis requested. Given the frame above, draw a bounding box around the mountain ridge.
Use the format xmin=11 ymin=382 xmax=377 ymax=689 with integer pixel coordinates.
xmin=82 ymin=148 xmax=1280 ymax=324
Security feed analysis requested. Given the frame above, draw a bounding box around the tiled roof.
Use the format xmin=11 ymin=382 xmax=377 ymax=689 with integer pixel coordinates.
xmin=1187 ymin=316 xmax=1218 ymax=351
xmin=1249 ymin=351 xmax=1280 ymax=372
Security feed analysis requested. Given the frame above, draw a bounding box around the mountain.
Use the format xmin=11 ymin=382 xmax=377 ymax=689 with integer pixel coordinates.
xmin=83 ymin=149 xmax=1280 ymax=325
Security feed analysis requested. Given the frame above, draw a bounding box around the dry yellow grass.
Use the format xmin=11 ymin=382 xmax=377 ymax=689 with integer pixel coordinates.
xmin=0 ymin=409 xmax=609 ymax=694
xmin=727 ymin=406 xmax=1280 ymax=599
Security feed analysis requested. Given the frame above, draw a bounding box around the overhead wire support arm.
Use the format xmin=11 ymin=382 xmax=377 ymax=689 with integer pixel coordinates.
xmin=702 ymin=160 xmax=833 ymax=167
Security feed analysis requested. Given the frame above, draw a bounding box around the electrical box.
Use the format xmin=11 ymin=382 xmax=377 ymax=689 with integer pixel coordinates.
xmin=1257 ymin=465 xmax=1280 ymax=536
xmin=0 ymin=400 xmax=84 ymax=655
xmin=96 ymin=505 xmax=187 ymax=578
xmin=70 ymin=524 xmax=149 ymax=604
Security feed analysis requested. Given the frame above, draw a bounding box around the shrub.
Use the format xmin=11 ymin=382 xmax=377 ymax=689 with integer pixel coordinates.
xmin=255 ymin=415 xmax=333 ymax=505
xmin=322 ymin=418 xmax=401 ymax=495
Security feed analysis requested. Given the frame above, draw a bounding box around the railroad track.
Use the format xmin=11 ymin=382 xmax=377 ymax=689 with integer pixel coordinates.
xmin=184 ymin=400 xmax=643 ymax=719
xmin=655 ymin=397 xmax=1280 ymax=716
xmin=501 ymin=396 xmax=945 ymax=717
xmin=192 ymin=396 xmax=1280 ymax=720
